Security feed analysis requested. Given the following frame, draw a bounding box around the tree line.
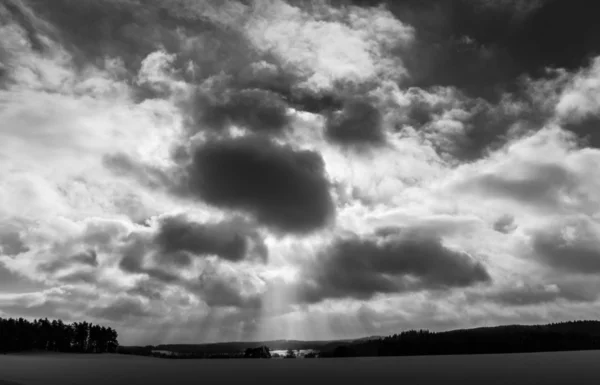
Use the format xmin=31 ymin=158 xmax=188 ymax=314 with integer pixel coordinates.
xmin=321 ymin=321 xmax=600 ymax=358
xmin=0 ymin=317 xmax=119 ymax=353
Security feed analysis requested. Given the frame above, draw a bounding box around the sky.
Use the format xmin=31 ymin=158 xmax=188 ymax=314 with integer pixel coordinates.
xmin=1 ymin=0 xmax=600 ymax=346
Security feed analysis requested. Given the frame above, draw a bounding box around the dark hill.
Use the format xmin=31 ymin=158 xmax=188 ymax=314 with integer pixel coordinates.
xmin=321 ymin=321 xmax=600 ymax=358
xmin=117 ymin=321 xmax=600 ymax=359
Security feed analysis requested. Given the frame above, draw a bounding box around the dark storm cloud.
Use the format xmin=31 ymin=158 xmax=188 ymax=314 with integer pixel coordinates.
xmin=118 ymin=236 xmax=180 ymax=284
xmin=154 ymin=215 xmax=267 ymax=264
xmin=562 ymin=116 xmax=600 ymax=149
xmin=185 ymin=136 xmax=335 ymax=234
xmin=178 ymin=56 xmax=310 ymax=136
xmin=119 ymin=251 xmax=263 ymax=310
xmin=23 ymin=0 xmax=264 ymax=93
xmin=531 ymin=220 xmax=600 ymax=274
xmin=25 ymin=0 xmax=152 ymax=70
xmin=325 ymin=98 xmax=385 ymax=147
xmin=401 ymin=88 xmax=447 ymax=128
xmin=364 ymin=0 xmax=600 ymax=101
xmin=296 ymin=228 xmax=491 ymax=304
xmin=187 ymin=88 xmax=291 ymax=135
xmin=286 ymin=91 xmax=345 ymax=115
xmin=399 ymin=86 xmax=548 ymax=161
xmin=23 ymin=0 xmax=195 ymax=74
xmin=351 ymin=0 xmax=600 ymax=155
xmin=115 ymin=225 xmax=265 ymax=310
xmin=493 ymin=214 xmax=517 ymax=234
xmin=0 ymin=230 xmax=29 ymax=256
xmin=442 ymin=101 xmax=546 ymax=162
xmin=23 ymin=0 xmax=298 ymax=136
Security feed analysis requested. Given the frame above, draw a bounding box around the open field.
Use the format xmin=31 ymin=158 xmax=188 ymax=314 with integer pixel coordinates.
xmin=1 ymin=350 xmax=600 ymax=385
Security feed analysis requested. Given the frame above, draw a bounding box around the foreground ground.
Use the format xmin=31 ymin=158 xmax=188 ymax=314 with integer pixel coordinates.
xmin=1 ymin=350 xmax=599 ymax=385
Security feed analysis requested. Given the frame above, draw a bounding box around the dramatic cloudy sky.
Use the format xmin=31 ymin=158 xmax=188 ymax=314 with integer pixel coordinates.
xmin=2 ymin=0 xmax=600 ymax=345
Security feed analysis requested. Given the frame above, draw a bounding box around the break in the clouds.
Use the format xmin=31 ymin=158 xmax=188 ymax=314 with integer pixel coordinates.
xmin=2 ymin=0 xmax=600 ymax=345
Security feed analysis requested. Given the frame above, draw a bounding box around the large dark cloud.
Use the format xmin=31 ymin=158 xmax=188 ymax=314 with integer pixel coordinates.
xmin=185 ymin=136 xmax=335 ymax=234
xmin=286 ymin=90 xmax=345 ymax=115
xmin=154 ymin=215 xmax=267 ymax=264
xmin=399 ymin=86 xmax=549 ymax=161
xmin=341 ymin=0 xmax=600 ymax=160
xmin=0 ymin=230 xmax=29 ymax=256
xmin=186 ymin=88 xmax=291 ymax=136
xmin=22 ymin=0 xmax=304 ymax=134
xmin=362 ymin=0 xmax=600 ymax=101
xmin=116 ymin=223 xmax=266 ymax=310
xmin=22 ymin=0 xmax=266 ymax=93
xmin=117 ymin=215 xmax=268 ymax=279
xmin=296 ymin=228 xmax=491 ymax=303
xmin=119 ymin=246 xmax=263 ymax=311
xmin=563 ymin=116 xmax=600 ymax=149
xmin=26 ymin=0 xmax=155 ymax=71
xmin=325 ymin=98 xmax=385 ymax=147
xmin=531 ymin=219 xmax=600 ymax=274
xmin=493 ymin=214 xmax=517 ymax=234
xmin=23 ymin=0 xmax=189 ymax=72
xmin=118 ymin=235 xmax=181 ymax=284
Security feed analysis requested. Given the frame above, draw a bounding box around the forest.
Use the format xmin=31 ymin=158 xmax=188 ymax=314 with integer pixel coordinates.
xmin=321 ymin=321 xmax=600 ymax=357
xmin=0 ymin=317 xmax=119 ymax=353
xmin=5 ymin=318 xmax=600 ymax=358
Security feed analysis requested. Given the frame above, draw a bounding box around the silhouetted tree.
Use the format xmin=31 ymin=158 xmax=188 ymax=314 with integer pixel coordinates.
xmin=0 ymin=317 xmax=119 ymax=354
xmin=244 ymin=346 xmax=271 ymax=358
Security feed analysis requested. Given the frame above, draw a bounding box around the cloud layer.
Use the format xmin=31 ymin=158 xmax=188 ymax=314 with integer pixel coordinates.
xmin=2 ymin=0 xmax=600 ymax=345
